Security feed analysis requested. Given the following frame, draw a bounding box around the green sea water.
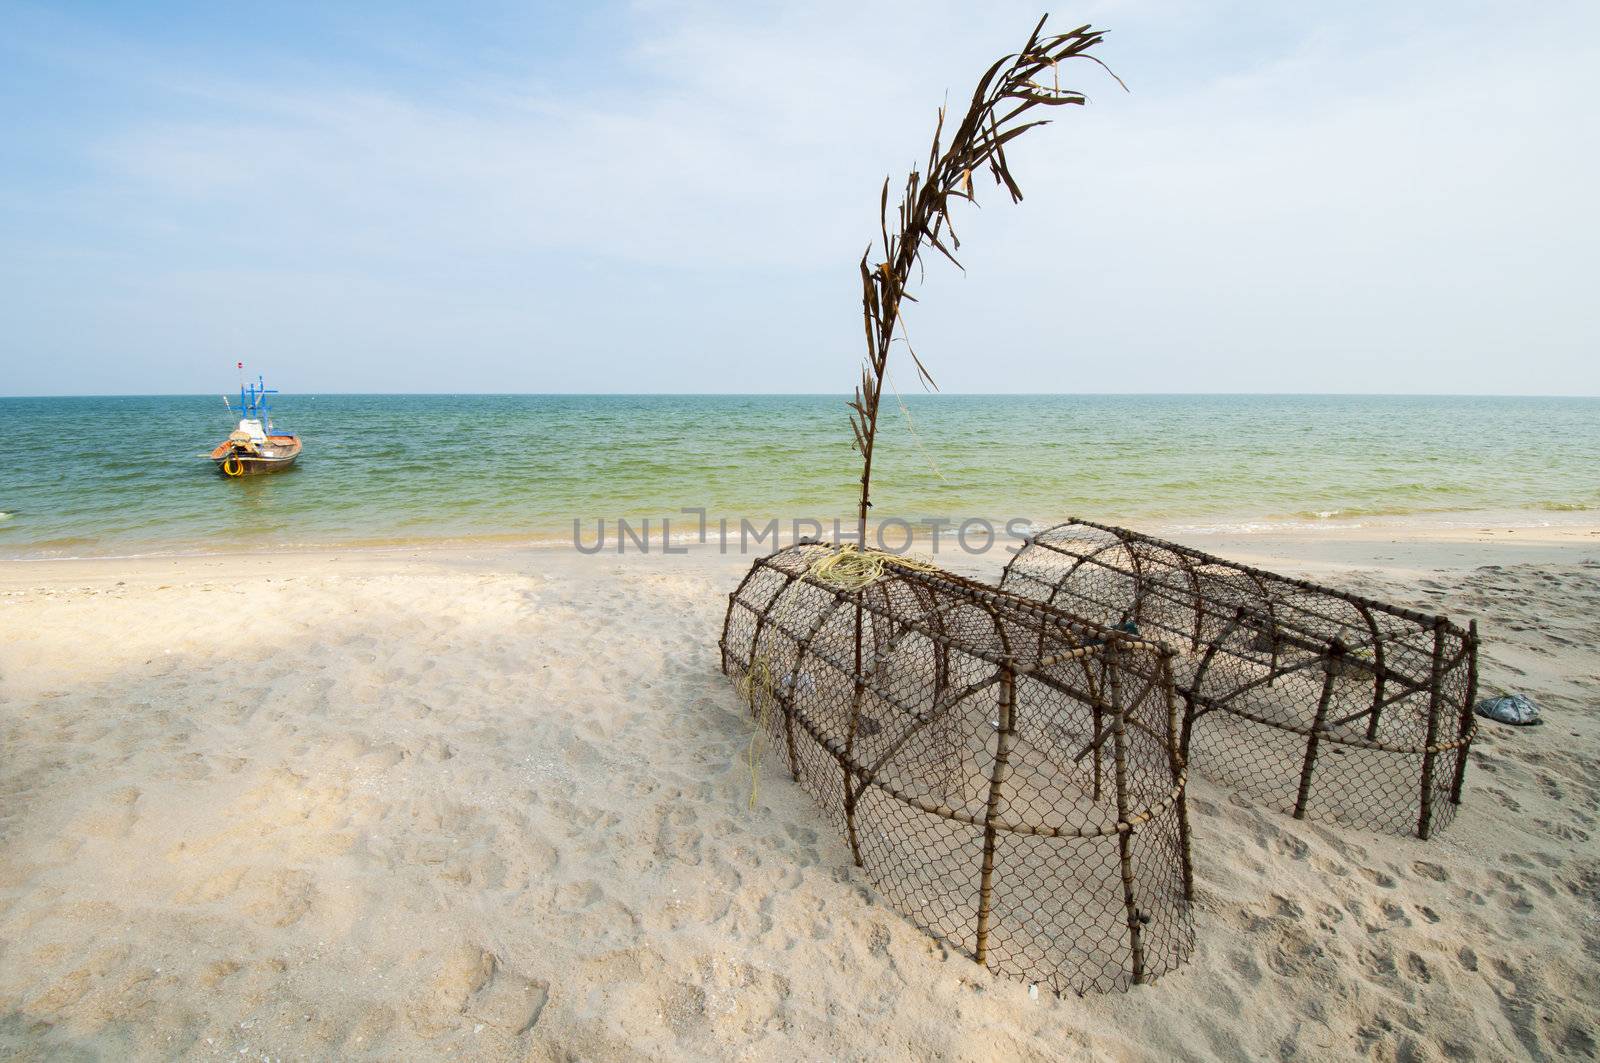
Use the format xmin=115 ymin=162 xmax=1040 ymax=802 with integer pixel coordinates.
xmin=1 ymin=394 xmax=1596 ymax=559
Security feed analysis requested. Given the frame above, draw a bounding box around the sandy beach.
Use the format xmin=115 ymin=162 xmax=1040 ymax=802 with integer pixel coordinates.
xmin=2 ymin=524 xmax=1597 ymax=1061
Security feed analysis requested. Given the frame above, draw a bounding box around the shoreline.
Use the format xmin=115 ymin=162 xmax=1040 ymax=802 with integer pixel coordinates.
xmin=3 ymin=508 xmax=1597 ymax=568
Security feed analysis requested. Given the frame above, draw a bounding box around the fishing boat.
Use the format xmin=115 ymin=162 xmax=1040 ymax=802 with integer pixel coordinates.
xmin=209 ymin=368 xmax=301 ymax=477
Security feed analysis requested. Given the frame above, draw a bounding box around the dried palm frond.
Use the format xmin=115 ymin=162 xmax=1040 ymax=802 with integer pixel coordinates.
xmin=849 ymin=15 xmax=1120 ymax=542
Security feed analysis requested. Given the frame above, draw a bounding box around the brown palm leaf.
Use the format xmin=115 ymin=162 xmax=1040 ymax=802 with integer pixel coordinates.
xmin=849 ymin=15 xmax=1120 ymax=542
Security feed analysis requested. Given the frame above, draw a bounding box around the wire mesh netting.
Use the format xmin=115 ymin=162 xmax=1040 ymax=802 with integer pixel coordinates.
xmin=719 ymin=542 xmax=1195 ymax=994
xmin=1000 ymin=519 xmax=1480 ymax=839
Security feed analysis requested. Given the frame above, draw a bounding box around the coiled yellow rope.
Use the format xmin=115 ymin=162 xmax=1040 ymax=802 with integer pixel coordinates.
xmin=806 ymin=543 xmax=941 ymax=591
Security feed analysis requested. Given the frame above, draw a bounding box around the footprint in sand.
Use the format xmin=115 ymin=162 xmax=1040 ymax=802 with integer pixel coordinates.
xmin=412 ymin=946 xmax=548 ymax=1038
xmin=472 ymin=961 xmax=549 ymax=1036
xmin=68 ymin=786 xmax=142 ymax=838
xmin=554 ymin=879 xmax=604 ymax=911
xmin=1411 ymin=860 xmax=1448 ymax=882
xmin=241 ymin=868 xmax=316 ymax=927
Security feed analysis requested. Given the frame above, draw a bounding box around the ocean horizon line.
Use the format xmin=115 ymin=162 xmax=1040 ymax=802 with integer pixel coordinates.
xmin=5 ymin=390 xmax=1599 ymax=400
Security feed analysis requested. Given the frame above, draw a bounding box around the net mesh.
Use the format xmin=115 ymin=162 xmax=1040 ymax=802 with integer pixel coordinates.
xmin=719 ymin=542 xmax=1195 ymax=994
xmin=1000 ymin=520 xmax=1480 ymax=839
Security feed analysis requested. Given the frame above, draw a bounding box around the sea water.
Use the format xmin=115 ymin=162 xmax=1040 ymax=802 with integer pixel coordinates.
xmin=1 ymin=394 xmax=1595 ymax=559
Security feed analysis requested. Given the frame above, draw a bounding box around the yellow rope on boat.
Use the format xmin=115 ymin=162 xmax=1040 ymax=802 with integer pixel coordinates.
xmin=806 ymin=543 xmax=941 ymax=591
xmin=221 ymin=453 xmax=244 ymax=477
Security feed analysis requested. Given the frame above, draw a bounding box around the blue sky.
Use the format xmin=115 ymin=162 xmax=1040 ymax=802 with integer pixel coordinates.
xmin=2 ymin=1 xmax=1596 ymax=395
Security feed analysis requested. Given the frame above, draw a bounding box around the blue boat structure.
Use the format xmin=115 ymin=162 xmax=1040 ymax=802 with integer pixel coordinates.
xmin=209 ymin=370 xmax=301 ymax=477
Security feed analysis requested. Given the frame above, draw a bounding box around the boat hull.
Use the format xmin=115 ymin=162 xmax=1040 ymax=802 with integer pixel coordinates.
xmin=211 ymin=436 xmax=302 ymax=477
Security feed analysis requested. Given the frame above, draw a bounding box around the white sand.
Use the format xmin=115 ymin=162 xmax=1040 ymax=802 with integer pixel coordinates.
xmin=1 ymin=528 xmax=1597 ymax=1060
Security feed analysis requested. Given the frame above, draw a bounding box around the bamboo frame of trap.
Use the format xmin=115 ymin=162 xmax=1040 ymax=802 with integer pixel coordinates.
xmin=720 ymin=542 xmax=1195 ymax=994
xmin=1001 ymin=519 xmax=1480 ymax=839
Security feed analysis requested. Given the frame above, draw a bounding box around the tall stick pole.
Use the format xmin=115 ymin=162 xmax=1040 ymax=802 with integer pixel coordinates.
xmin=1294 ymin=640 xmax=1343 ymax=820
xmin=974 ymin=667 xmax=1016 ymax=966
xmin=1160 ymin=656 xmax=1195 ymax=903
xmin=1417 ymin=618 xmax=1448 ymax=839
xmin=1107 ymin=646 xmax=1146 ymax=985
xmin=1449 ymin=620 xmax=1479 ymax=804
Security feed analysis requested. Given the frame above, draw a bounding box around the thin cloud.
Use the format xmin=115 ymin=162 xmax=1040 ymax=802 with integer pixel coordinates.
xmin=1 ymin=0 xmax=1595 ymax=394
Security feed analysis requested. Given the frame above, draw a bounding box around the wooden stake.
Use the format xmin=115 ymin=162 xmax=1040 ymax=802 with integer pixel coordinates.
xmin=1449 ymin=620 xmax=1480 ymax=804
xmin=1293 ymin=640 xmax=1342 ymax=820
xmin=1107 ymin=647 xmax=1146 ymax=985
xmin=974 ymin=667 xmax=1016 ymax=966
xmin=1092 ymin=699 xmax=1104 ymax=801
xmin=1417 ymin=618 xmax=1447 ymax=839
xmin=845 ymin=593 xmax=867 ymax=866
xmin=1161 ymin=664 xmax=1195 ymax=903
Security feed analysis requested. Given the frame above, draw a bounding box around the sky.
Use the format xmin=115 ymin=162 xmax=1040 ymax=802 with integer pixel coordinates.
xmin=2 ymin=0 xmax=1596 ymax=396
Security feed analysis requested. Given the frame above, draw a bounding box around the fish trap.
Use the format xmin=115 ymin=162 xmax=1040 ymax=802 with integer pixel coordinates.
xmin=719 ymin=542 xmax=1195 ymax=994
xmin=1001 ymin=519 xmax=1480 ymax=839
